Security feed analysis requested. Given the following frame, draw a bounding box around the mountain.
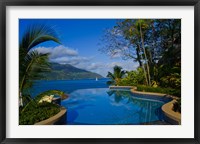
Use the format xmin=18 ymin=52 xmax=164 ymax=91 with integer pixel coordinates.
xmin=39 ymin=63 xmax=104 ymax=80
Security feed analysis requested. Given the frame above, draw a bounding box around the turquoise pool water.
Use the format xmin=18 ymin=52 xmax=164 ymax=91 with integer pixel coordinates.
xmin=30 ymin=79 xmax=171 ymax=125
xmin=62 ymin=88 xmax=171 ymax=125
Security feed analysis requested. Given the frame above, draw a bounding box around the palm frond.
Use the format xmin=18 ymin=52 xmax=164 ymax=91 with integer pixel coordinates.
xmin=20 ymin=24 xmax=61 ymax=53
xmin=106 ymin=65 xmax=126 ymax=86
xmin=106 ymin=71 xmax=115 ymax=80
xmin=106 ymin=80 xmax=115 ymax=85
xmin=19 ymin=51 xmax=51 ymax=92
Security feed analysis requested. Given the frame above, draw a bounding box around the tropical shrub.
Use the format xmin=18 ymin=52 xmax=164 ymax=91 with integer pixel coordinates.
xmin=173 ymin=99 xmax=181 ymax=113
xmin=160 ymin=73 xmax=181 ymax=89
xmin=19 ymin=102 xmax=60 ymax=125
xmin=118 ymin=67 xmax=145 ymax=86
xmin=19 ymin=90 xmax=67 ymax=125
xmin=136 ymin=85 xmax=181 ymax=97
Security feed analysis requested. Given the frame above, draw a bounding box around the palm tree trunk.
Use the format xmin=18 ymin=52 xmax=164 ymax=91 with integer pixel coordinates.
xmin=19 ymin=57 xmax=35 ymax=93
xmin=19 ymin=91 xmax=23 ymax=107
xmin=139 ymin=20 xmax=151 ymax=86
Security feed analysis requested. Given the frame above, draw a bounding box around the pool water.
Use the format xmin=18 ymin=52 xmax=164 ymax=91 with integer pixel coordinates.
xmin=62 ymin=88 xmax=171 ymax=125
xmin=30 ymin=79 xmax=171 ymax=125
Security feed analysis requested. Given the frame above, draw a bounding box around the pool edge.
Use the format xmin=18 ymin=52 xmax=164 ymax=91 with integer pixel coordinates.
xmin=34 ymin=107 xmax=67 ymax=125
xmin=129 ymin=88 xmax=181 ymax=125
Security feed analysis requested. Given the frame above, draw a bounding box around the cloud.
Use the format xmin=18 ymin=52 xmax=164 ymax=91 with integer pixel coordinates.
xmin=75 ymin=60 xmax=138 ymax=77
xmin=33 ymin=45 xmax=138 ymax=77
xmin=34 ymin=45 xmax=92 ymax=65
xmin=35 ymin=45 xmax=78 ymax=59
xmin=86 ymin=63 xmax=104 ymax=71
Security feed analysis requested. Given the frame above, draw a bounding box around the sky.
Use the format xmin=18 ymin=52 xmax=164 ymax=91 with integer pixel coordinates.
xmin=19 ymin=19 xmax=138 ymax=77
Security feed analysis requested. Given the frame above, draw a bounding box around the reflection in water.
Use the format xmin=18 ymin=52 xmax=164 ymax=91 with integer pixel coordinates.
xmin=106 ymin=89 xmax=165 ymax=124
xmin=62 ymin=88 xmax=170 ymax=125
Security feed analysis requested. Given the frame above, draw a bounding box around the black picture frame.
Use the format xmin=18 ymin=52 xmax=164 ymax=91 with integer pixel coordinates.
xmin=0 ymin=0 xmax=199 ymax=143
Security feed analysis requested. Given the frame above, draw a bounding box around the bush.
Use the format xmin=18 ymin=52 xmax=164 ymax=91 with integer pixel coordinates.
xmin=118 ymin=68 xmax=145 ymax=86
xmin=160 ymin=73 xmax=181 ymax=89
xmin=136 ymin=85 xmax=181 ymax=97
xmin=173 ymin=99 xmax=181 ymax=113
xmin=19 ymin=102 xmax=60 ymax=125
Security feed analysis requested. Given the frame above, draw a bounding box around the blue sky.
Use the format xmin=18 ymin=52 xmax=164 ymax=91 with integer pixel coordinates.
xmin=19 ymin=19 xmax=138 ymax=77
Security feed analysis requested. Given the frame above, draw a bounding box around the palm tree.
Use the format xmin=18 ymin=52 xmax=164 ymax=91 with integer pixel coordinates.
xmin=19 ymin=24 xmax=62 ymax=106
xmin=106 ymin=65 xmax=126 ymax=86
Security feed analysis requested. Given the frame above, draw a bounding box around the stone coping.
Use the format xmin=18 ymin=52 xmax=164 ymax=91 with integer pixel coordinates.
xmin=110 ymin=86 xmax=137 ymax=90
xmin=161 ymin=100 xmax=181 ymax=125
xmin=130 ymin=88 xmax=181 ymax=125
xmin=34 ymin=107 xmax=67 ymax=125
xmin=130 ymin=89 xmax=167 ymax=97
xmin=109 ymin=86 xmax=181 ymax=125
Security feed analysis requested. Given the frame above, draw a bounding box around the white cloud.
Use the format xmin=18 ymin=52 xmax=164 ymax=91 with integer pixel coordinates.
xmin=33 ymin=45 xmax=138 ymax=77
xmin=86 ymin=63 xmax=104 ymax=70
xmin=34 ymin=45 xmax=92 ymax=66
xmin=76 ymin=60 xmax=138 ymax=77
xmin=35 ymin=45 xmax=78 ymax=59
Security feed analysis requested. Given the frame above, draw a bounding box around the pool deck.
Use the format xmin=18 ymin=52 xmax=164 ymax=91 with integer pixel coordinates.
xmin=109 ymin=86 xmax=181 ymax=125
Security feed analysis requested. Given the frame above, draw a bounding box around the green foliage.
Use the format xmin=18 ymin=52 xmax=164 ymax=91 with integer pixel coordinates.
xmin=19 ymin=24 xmax=61 ymax=93
xmin=118 ymin=67 xmax=145 ymax=86
xmin=151 ymin=80 xmax=158 ymax=88
xmin=19 ymin=102 xmax=60 ymax=125
xmin=173 ymin=99 xmax=181 ymax=113
xmin=21 ymin=90 xmax=67 ymax=113
xmin=136 ymin=85 xmax=181 ymax=97
xmin=107 ymin=65 xmax=126 ymax=85
xmin=18 ymin=24 xmax=68 ymax=125
xmin=20 ymin=24 xmax=61 ymax=53
xmin=20 ymin=51 xmax=51 ymax=91
xmin=160 ymin=73 xmax=181 ymax=89
xmin=100 ymin=19 xmax=181 ymax=90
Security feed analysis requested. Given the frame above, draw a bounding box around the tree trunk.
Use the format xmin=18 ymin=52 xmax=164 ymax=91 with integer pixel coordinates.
xmin=138 ymin=44 xmax=149 ymax=86
xmin=136 ymin=44 xmax=142 ymax=67
xmin=139 ymin=20 xmax=151 ymax=86
xmin=19 ymin=91 xmax=23 ymax=107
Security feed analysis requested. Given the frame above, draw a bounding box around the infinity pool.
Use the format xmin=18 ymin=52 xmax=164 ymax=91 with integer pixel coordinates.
xmin=61 ymin=88 xmax=171 ymax=125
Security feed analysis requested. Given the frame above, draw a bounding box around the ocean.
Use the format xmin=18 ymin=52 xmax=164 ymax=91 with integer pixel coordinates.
xmin=30 ymin=78 xmax=109 ymax=97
